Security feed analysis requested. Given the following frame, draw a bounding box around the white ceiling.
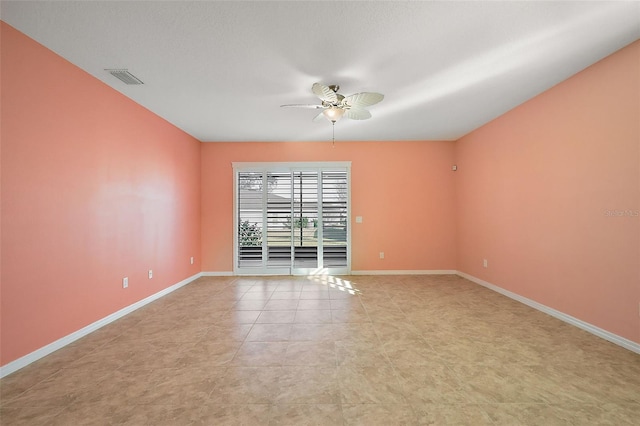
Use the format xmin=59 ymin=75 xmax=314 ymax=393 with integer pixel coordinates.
xmin=2 ymin=1 xmax=639 ymax=142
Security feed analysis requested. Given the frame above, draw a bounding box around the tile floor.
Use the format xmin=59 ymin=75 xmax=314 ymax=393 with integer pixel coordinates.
xmin=1 ymin=274 xmax=639 ymax=425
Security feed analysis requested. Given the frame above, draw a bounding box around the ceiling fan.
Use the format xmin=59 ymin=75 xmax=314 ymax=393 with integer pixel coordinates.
xmin=281 ymin=82 xmax=384 ymax=124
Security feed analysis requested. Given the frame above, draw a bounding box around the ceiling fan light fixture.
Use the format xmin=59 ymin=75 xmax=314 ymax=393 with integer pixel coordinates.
xmin=323 ymin=106 xmax=345 ymax=123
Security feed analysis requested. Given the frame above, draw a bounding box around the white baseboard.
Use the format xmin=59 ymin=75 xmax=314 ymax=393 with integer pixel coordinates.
xmin=205 ymin=269 xmax=459 ymax=277
xmin=200 ymin=271 xmax=234 ymax=276
xmin=351 ymin=270 xmax=457 ymax=275
xmin=457 ymin=271 xmax=640 ymax=355
xmin=0 ymin=272 xmax=203 ymax=379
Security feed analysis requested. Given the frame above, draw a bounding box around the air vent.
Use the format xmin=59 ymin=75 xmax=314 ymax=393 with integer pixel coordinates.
xmin=105 ymin=69 xmax=144 ymax=85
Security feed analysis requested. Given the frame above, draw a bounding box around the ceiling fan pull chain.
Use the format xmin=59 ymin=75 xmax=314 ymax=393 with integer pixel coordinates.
xmin=332 ymin=121 xmax=335 ymax=147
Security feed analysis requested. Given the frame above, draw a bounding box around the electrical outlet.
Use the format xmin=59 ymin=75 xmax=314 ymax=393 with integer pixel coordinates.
xmin=190 ymin=256 xmax=194 ymax=265
xmin=148 ymin=269 xmax=153 ymax=279
xmin=122 ymin=277 xmax=128 ymax=289
xmin=483 ymin=259 xmax=488 ymax=268
xmin=380 ymin=252 xmax=385 ymax=259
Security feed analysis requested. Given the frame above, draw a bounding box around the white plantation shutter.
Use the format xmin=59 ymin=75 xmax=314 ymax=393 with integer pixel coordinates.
xmin=322 ymin=170 xmax=348 ymax=267
xmin=266 ymin=172 xmax=292 ymax=266
xmin=292 ymin=171 xmax=319 ymax=268
xmin=237 ymin=172 xmax=264 ymax=267
xmin=234 ymin=163 xmax=350 ymax=274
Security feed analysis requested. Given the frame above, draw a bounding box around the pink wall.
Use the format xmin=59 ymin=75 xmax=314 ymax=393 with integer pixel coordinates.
xmin=455 ymin=41 xmax=640 ymax=343
xmin=2 ymin=21 xmax=637 ymax=369
xmin=1 ymin=23 xmax=202 ymax=366
xmin=201 ymin=141 xmax=457 ymax=272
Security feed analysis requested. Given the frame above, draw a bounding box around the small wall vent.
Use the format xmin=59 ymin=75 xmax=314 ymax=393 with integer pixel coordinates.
xmin=105 ymin=69 xmax=144 ymax=85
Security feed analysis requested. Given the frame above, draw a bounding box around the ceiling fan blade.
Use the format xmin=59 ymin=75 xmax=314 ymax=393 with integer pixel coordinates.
xmin=312 ymin=111 xmax=327 ymax=122
xmin=312 ymin=82 xmax=338 ymax=103
xmin=281 ymin=104 xmax=323 ymax=109
xmin=343 ymin=92 xmax=384 ymax=109
xmin=344 ymin=108 xmax=372 ymax=120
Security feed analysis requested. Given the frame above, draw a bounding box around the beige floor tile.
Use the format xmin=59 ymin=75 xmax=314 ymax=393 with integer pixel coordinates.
xmin=275 ymin=366 xmax=340 ymax=404
xmin=51 ymin=403 xmax=200 ymax=426
xmin=536 ymin=362 xmax=640 ymax=404
xmin=231 ymin=341 xmax=288 ymax=366
xmin=0 ymin=362 xmax=64 ymax=404
xmin=71 ymin=369 xmax=167 ymax=406
xmin=294 ymin=309 xmax=333 ymax=324
xmin=342 ymin=403 xmax=417 ymax=425
xmin=365 ymin=308 xmax=408 ymax=324
xmin=176 ymin=339 xmax=241 ymax=367
xmin=262 ymin=299 xmax=300 ymax=311
xmin=283 ymin=341 xmax=336 ymax=366
xmin=328 ymin=288 xmax=357 ymax=299
xmin=450 ymin=364 xmax=563 ymax=404
xmin=246 ymin=324 xmax=292 ymax=342
xmin=202 ymin=323 xmax=253 ymax=341
xmin=210 ymin=367 xmax=281 ymax=404
xmin=0 ymin=406 xmax=65 ymax=425
xmin=331 ymin=309 xmax=371 ymax=323
xmin=412 ymin=403 xmax=495 ymax=425
xmin=383 ymin=340 xmax=440 ymax=367
xmin=329 ymin=298 xmax=363 ymax=310
xmin=394 ymin=364 xmax=470 ymax=404
xmin=338 ymin=365 xmax=407 ymax=404
xmin=256 ymin=310 xmax=297 ymax=324
xmin=269 ymin=404 xmax=342 ymax=425
xmin=372 ymin=321 xmax=423 ymax=342
xmin=269 ymin=291 xmax=301 ymax=300
xmin=3 ymin=275 xmax=640 ymax=425
xmin=113 ymin=322 xmax=207 ymax=344
xmin=3 ymin=374 xmax=79 ymax=408
xmin=246 ymin=283 xmax=280 ymax=293
xmin=483 ymin=403 xmax=622 ymax=426
xmin=333 ymin=323 xmax=380 ymax=342
xmin=299 ymin=289 xmax=330 ymax=300
xmin=297 ymin=299 xmax=332 ymax=310
xmin=195 ymin=404 xmax=271 ymax=426
xmin=218 ymin=309 xmax=262 ymax=324
xmin=289 ymin=323 xmax=336 ymax=341
xmin=274 ymin=282 xmax=305 ymax=292
xmin=597 ymin=403 xmax=640 ymax=425
xmin=233 ymin=300 xmax=268 ymax=311
xmin=240 ymin=291 xmax=274 ymax=300
xmin=117 ymin=341 xmax=187 ymax=372
xmin=335 ymin=341 xmax=391 ymax=367
xmin=120 ymin=405 xmax=204 ymax=426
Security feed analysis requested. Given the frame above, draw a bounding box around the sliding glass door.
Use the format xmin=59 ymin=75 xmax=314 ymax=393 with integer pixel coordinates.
xmin=234 ymin=162 xmax=350 ymax=275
